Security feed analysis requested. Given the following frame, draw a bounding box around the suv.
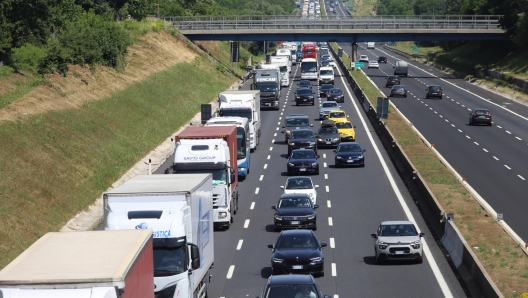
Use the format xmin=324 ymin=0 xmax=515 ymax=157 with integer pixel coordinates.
xmin=426 ymin=85 xmax=443 ymax=99
xmin=316 ymin=120 xmax=341 ymax=148
xmin=385 ymin=75 xmax=400 ymax=87
xmin=378 ymin=56 xmax=388 ymax=63
xmin=371 ymin=220 xmax=425 ymax=264
xmin=288 ymin=129 xmax=317 ymax=155
xmin=469 ymin=108 xmax=492 ymax=126
xmin=283 ymin=114 xmax=313 ymax=142
xmin=256 ymin=275 xmax=332 ymax=298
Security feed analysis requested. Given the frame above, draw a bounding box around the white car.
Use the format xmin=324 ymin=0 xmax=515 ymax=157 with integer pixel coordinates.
xmin=280 ymin=176 xmax=319 ymax=205
xmin=368 ymin=61 xmax=379 ymax=69
xmin=327 ymin=58 xmax=336 ymax=68
xmin=359 ymin=55 xmax=369 ymax=63
xmin=371 ymin=220 xmax=425 ymax=264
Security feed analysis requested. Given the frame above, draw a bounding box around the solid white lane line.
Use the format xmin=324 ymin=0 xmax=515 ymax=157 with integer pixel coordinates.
xmin=328 ymin=217 xmax=333 ymax=226
xmin=324 ymin=162 xmax=327 ymax=168
xmin=264 ymin=164 xmax=268 ymax=169
xmin=483 ymin=148 xmax=488 ymax=152
xmin=504 ymin=165 xmax=511 ymax=170
xmin=250 ymin=202 xmax=255 ymax=209
xmin=331 ymin=263 xmax=337 ymax=276
xmin=324 ymin=174 xmax=328 ymax=179
xmin=330 ymin=237 xmax=335 ymax=248
xmin=259 ymin=175 xmax=264 ymax=181
xmin=226 ymin=265 xmax=235 ymax=279
xmin=518 ymin=175 xmax=526 ymax=180
xmin=267 ymin=155 xmax=270 ymax=160
xmin=327 ymin=200 xmax=331 ymax=208
xmin=244 ymin=219 xmax=250 ymax=228
xmin=237 ymin=240 xmax=243 ymax=250
xmin=325 ymin=186 xmax=329 ymax=192
xmin=493 ymin=156 xmax=499 ymax=160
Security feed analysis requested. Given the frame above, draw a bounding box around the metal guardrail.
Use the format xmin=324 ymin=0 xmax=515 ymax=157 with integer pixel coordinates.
xmin=162 ymin=15 xmax=503 ymax=31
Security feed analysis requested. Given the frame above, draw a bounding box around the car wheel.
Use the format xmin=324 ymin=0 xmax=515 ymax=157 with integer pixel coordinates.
xmin=319 ymin=271 xmax=324 ymax=277
xmin=375 ymin=253 xmax=382 ymax=265
xmin=311 ymin=102 xmax=314 ymax=106
xmin=469 ymin=120 xmax=473 ymax=126
xmin=404 ymin=94 xmax=407 ymax=98
xmin=315 ymin=169 xmax=319 ymax=175
xmin=335 ymin=163 xmax=340 ymax=168
xmin=385 ymin=85 xmax=388 ymax=88
xmin=287 ymin=170 xmax=292 ymax=176
xmin=488 ymin=122 xmax=492 ymax=126
xmin=440 ymin=96 xmax=443 ymax=99
xmin=426 ymin=95 xmax=429 ymax=99
xmin=295 ymin=101 xmax=299 ymax=106
xmin=361 ymin=162 xmax=365 ymax=167
xmin=417 ymin=257 xmax=423 ymax=264
xmin=389 ymin=94 xmax=393 ymax=97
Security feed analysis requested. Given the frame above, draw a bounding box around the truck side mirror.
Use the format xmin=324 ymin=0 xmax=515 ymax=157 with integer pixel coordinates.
xmin=250 ymin=85 xmax=253 ymax=90
xmin=280 ymin=186 xmax=285 ymax=189
xmin=230 ymin=168 xmax=235 ymax=183
xmin=189 ymin=243 xmax=200 ymax=270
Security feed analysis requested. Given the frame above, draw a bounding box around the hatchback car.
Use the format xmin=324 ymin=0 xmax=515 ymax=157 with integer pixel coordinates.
xmin=256 ymin=274 xmax=332 ymax=298
xmin=316 ymin=120 xmax=341 ymax=148
xmin=327 ymin=110 xmax=349 ymax=123
xmin=281 ymin=176 xmax=319 ymax=205
xmin=426 ymin=85 xmax=443 ymax=99
xmin=469 ymin=108 xmax=492 ymax=126
xmin=385 ymin=75 xmax=400 ymax=87
xmin=272 ymin=194 xmax=318 ymax=231
xmin=294 ymin=88 xmax=316 ymax=106
xmin=378 ymin=56 xmax=388 ymax=63
xmin=389 ymin=85 xmax=407 ymax=97
xmin=334 ymin=120 xmax=356 ymax=141
xmin=287 ymin=149 xmax=319 ymax=175
xmin=371 ymin=220 xmax=425 ymax=264
xmin=326 ymin=58 xmax=336 ymax=68
xmin=368 ymin=61 xmax=379 ymax=69
xmin=297 ymin=80 xmax=313 ymax=91
xmin=359 ymin=55 xmax=369 ymax=62
xmin=334 ymin=142 xmax=365 ymax=167
xmin=268 ymin=230 xmax=327 ymax=276
xmin=288 ymin=129 xmax=317 ymax=155
xmin=327 ymin=88 xmax=344 ymax=103
xmin=319 ymin=84 xmax=334 ymax=98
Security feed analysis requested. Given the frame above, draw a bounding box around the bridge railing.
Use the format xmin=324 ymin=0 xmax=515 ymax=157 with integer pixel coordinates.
xmin=161 ymin=15 xmax=503 ymax=31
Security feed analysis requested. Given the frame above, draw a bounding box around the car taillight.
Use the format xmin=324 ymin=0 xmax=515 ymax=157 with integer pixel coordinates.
xmin=440 ymin=90 xmax=443 ymax=94
xmin=489 ymin=113 xmax=492 ymax=117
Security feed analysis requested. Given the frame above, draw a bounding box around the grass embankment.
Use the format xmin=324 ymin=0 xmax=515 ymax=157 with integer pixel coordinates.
xmin=332 ymin=42 xmax=528 ymax=297
xmin=0 ymin=53 xmax=235 ymax=269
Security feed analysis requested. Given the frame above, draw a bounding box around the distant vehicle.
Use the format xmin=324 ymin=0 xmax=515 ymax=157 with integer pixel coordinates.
xmin=359 ymin=55 xmax=369 ymax=62
xmin=393 ymin=60 xmax=408 ymax=76
xmin=301 ymin=58 xmax=318 ymax=80
xmin=318 ymin=100 xmax=340 ymax=119
xmin=368 ymin=61 xmax=379 ymax=69
xmin=294 ymin=88 xmax=316 ymax=106
xmin=287 ymin=149 xmax=319 ymax=175
xmin=378 ymin=56 xmax=388 ymax=63
xmin=390 ymin=84 xmax=407 ymax=97
xmin=320 ymin=59 xmax=330 ymax=67
xmin=319 ymin=84 xmax=334 ymax=98
xmin=327 ymin=88 xmax=344 ymax=103
xmin=335 ymin=120 xmax=356 ymax=141
xmin=297 ymin=80 xmax=313 ymax=90
xmin=318 ymin=66 xmax=334 ymax=85
xmin=326 ymin=58 xmax=336 ymax=68
xmin=333 ymin=142 xmax=365 ymax=167
xmin=469 ymin=108 xmax=492 ymax=126
xmin=320 ymin=54 xmax=331 ymax=60
xmin=385 ymin=75 xmax=401 ymax=87
xmin=288 ymin=129 xmax=317 ymax=155
xmin=280 ymin=176 xmax=319 ymax=205
xmin=268 ymin=230 xmax=326 ymax=275
xmin=426 ymin=85 xmax=443 ymax=99
xmin=367 ymin=42 xmax=375 ymax=49
xmin=316 ymin=120 xmax=341 ymax=148
xmin=256 ymin=275 xmax=332 ymax=298
xmin=272 ymin=193 xmax=318 ymax=231
xmin=371 ymin=220 xmax=425 ymax=264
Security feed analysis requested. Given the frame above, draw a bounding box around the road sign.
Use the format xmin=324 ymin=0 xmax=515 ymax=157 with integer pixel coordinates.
xmin=352 ymin=62 xmax=364 ymax=68
xmin=413 ymin=45 xmax=418 ymax=53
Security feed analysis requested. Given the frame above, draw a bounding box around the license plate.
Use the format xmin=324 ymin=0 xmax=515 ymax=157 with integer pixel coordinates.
xmin=292 ymin=265 xmax=303 ymax=269
xmin=394 ymin=251 xmax=405 ymax=255
xmin=290 ymin=221 xmax=300 ymax=225
xmin=325 ymin=141 xmax=331 ymax=145
xmin=300 ymin=168 xmax=307 ymax=172
xmin=265 ymin=103 xmax=270 ymax=106
xmin=347 ymin=160 xmax=353 ymax=163
xmin=303 ymin=99 xmax=307 ymax=101
xmin=479 ymin=116 xmax=486 ymax=118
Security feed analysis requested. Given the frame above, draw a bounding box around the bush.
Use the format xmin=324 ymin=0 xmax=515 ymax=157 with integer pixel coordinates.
xmin=0 ymin=66 xmax=14 ymax=76
xmin=11 ymin=44 xmax=47 ymax=74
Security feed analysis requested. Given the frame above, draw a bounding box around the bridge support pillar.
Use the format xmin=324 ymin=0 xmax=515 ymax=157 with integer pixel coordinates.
xmin=351 ymin=42 xmax=358 ymax=62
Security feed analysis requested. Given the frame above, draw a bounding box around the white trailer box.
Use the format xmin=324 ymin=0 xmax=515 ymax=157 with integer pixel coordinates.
xmin=104 ymin=174 xmax=214 ymax=298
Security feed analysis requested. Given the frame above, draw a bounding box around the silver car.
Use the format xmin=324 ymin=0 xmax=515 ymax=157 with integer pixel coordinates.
xmin=318 ymin=101 xmax=341 ymax=119
xmin=371 ymin=220 xmax=425 ymax=264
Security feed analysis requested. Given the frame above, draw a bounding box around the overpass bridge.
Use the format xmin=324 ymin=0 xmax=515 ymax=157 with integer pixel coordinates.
xmin=164 ymin=15 xmax=506 ymax=42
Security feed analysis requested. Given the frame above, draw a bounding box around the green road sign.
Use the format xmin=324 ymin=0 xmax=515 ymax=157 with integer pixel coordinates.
xmin=352 ymin=62 xmax=364 ymax=68
xmin=413 ymin=45 xmax=418 ymax=53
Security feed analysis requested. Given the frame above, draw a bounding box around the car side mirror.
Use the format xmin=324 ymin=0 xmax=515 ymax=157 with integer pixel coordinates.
xmin=282 ymin=125 xmax=285 ymax=128
xmin=310 ymin=124 xmax=313 ymax=127
xmin=316 ymin=155 xmax=320 ymax=158
xmin=371 ymin=234 xmax=378 ymax=238
xmin=419 ymin=232 xmax=425 ymax=237
xmin=314 ymin=133 xmax=318 ymax=137
xmin=338 ymin=106 xmax=341 ymax=108
xmin=314 ymin=204 xmax=319 ymax=209
xmin=315 ymin=185 xmax=319 ymax=188
xmin=268 ymin=244 xmax=274 ymax=249
xmin=333 ymin=150 xmax=336 ymax=153
xmin=272 ymin=206 xmax=277 ymax=210
xmin=393 ymin=66 xmax=395 ymax=68
xmin=363 ymin=149 xmax=366 ymax=152
xmin=347 ymin=115 xmax=349 ymax=118
xmin=320 ymin=243 xmax=327 ymax=248
xmin=280 ymin=186 xmax=284 ymax=189
xmin=425 ymin=88 xmax=428 ymax=91
xmin=353 ymin=126 xmax=356 ymax=128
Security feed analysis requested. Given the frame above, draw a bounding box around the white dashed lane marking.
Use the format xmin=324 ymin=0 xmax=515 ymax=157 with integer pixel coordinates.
xmin=244 ymin=219 xmax=250 ymax=228
xmin=330 ymin=237 xmax=335 ymax=248
xmin=250 ymin=202 xmax=255 ymax=209
xmin=226 ymin=265 xmax=235 ymax=279
xmin=504 ymin=165 xmax=511 ymax=170
xmin=236 ymin=240 xmax=243 ymax=250
xmin=519 ymin=175 xmax=526 ymax=180
xmin=264 ymin=164 xmax=268 ymax=169
xmin=327 ymin=200 xmax=331 ymax=208
xmin=259 ymin=175 xmax=264 ymax=181
xmin=328 ymin=217 xmax=333 ymax=226
xmin=324 ymin=174 xmax=328 ymax=179
xmin=331 ymin=263 xmax=337 ymax=276
xmin=493 ymin=156 xmax=499 ymax=160
xmin=326 ymin=186 xmax=329 ymax=192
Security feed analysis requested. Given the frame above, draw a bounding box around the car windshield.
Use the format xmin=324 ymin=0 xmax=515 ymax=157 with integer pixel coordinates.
xmin=278 ymin=197 xmax=312 ymax=208
xmin=429 ymin=86 xmax=441 ymax=91
xmin=360 ymin=55 xmax=367 ymax=59
xmin=286 ymin=118 xmax=309 ymax=127
xmin=291 ymin=131 xmax=314 ymax=139
xmin=285 ymin=178 xmax=313 ymax=189
xmin=291 ymin=151 xmax=316 ymax=159
xmin=319 ymin=126 xmax=338 ymax=134
xmin=276 ymin=235 xmax=318 ymax=249
xmin=379 ymin=224 xmax=418 ymax=236
xmin=388 ymin=76 xmax=398 ymax=80
xmin=322 ymin=102 xmax=338 ymax=108
xmin=335 ymin=122 xmax=352 ymax=129
xmin=153 ymin=239 xmax=187 ymax=277
xmin=392 ymin=85 xmax=405 ymax=89
xmin=320 ymin=70 xmax=333 ymax=75
xmin=265 ymin=285 xmax=317 ymax=297
xmin=321 ymin=85 xmax=333 ymax=91
xmin=299 ymin=81 xmax=311 ymax=87
xmin=297 ymin=89 xmax=312 ymax=95
xmin=330 ymin=112 xmax=345 ymax=118
xmin=329 ymin=89 xmax=341 ymax=95
xmin=338 ymin=144 xmax=361 ymax=152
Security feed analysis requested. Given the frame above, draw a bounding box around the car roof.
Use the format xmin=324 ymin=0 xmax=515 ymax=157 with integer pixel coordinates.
xmin=280 ymin=229 xmax=314 ymax=236
xmin=286 ymin=114 xmax=309 ymax=119
xmin=291 ymin=128 xmax=314 ymax=132
xmin=339 ymin=141 xmax=359 ymax=145
xmin=321 ymin=101 xmax=338 ymax=104
xmin=381 ymin=220 xmax=414 ymax=225
xmin=329 ymin=109 xmax=345 ymax=113
xmin=334 ymin=120 xmax=352 ymax=124
xmin=286 ymin=176 xmax=312 ymax=180
xmin=321 ymin=119 xmax=336 ymax=127
xmin=320 ymin=66 xmax=333 ymax=70
xmin=329 ymin=88 xmax=342 ymax=91
xmin=291 ymin=148 xmax=316 ymax=153
xmin=280 ymin=193 xmax=311 ymax=199
xmin=268 ymin=274 xmax=315 ymax=285
xmin=321 ymin=84 xmax=333 ymax=88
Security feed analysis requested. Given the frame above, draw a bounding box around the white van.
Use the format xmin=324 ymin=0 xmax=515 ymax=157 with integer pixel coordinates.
xmin=367 ymin=42 xmax=375 ymax=49
xmin=318 ymin=66 xmax=334 ymax=85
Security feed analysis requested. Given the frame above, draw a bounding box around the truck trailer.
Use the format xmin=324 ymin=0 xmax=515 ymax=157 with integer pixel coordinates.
xmin=0 ymin=230 xmax=154 ymax=298
xmin=104 ymin=174 xmax=214 ymax=298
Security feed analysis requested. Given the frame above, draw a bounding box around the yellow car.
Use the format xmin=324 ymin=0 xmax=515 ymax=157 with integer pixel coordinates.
xmin=327 ymin=110 xmax=349 ymax=124
xmin=335 ymin=120 xmax=356 ymax=141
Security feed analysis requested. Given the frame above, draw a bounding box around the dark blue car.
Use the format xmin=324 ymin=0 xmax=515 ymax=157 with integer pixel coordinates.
xmin=333 ymin=142 xmax=366 ymax=167
xmin=287 ymin=149 xmax=319 ymax=175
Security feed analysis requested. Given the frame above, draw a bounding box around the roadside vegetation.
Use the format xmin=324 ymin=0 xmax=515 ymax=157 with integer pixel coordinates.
xmin=332 ymin=42 xmax=528 ymax=296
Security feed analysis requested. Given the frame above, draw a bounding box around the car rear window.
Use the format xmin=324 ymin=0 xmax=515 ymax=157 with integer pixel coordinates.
xmin=475 ymin=110 xmax=490 ymax=115
xmin=429 ymin=86 xmax=440 ymax=91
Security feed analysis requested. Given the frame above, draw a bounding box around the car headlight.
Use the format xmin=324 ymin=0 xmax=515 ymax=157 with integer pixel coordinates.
xmin=317 ymin=138 xmax=324 ymax=142
xmin=306 ymin=215 xmax=315 ymax=220
xmin=336 ymin=156 xmax=342 ymax=159
xmin=310 ymin=257 xmax=322 ymax=262
xmin=272 ymin=258 xmax=284 ymax=263
xmin=309 ymin=141 xmax=315 ymax=145
xmin=219 ymin=212 xmax=227 ymax=219
xmin=288 ymin=163 xmax=295 ymax=167
xmin=289 ymin=142 xmax=295 ymax=146
xmin=274 ymin=214 xmax=283 ymax=220
xmin=333 ymin=138 xmax=339 ymax=141
xmin=311 ymin=162 xmax=317 ymax=167
xmin=358 ymin=155 xmax=364 ymax=159
xmin=378 ymin=241 xmax=388 ymax=250
xmin=411 ymin=240 xmax=421 ymax=249
xmin=308 ymin=193 xmax=313 ymax=197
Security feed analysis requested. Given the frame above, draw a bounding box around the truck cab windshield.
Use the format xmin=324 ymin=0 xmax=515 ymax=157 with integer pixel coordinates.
xmin=154 ymin=244 xmax=187 ymax=277
xmin=177 ymin=169 xmax=227 ymax=184
xmin=220 ymin=110 xmax=252 ymax=122
xmin=255 ymin=82 xmax=278 ymax=92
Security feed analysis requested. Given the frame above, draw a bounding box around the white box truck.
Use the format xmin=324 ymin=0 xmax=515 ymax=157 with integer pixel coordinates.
xmin=104 ymin=174 xmax=214 ymax=298
xmin=367 ymin=42 xmax=375 ymax=49
xmin=394 ymin=60 xmax=408 ymax=76
xmin=218 ymin=90 xmax=261 ymax=151
xmin=270 ymin=55 xmax=291 ymax=73
xmin=0 ymin=230 xmax=154 ymax=298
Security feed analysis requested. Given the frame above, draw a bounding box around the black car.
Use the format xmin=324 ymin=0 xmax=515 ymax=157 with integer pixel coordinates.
xmin=283 ymin=114 xmax=313 ymax=142
xmin=385 ymin=75 xmax=400 ymax=87
xmin=297 ymin=80 xmax=313 ymax=91
xmin=469 ymin=108 xmax=492 ymax=126
xmin=287 ymin=149 xmax=319 ymax=175
xmin=327 ymin=88 xmax=344 ymax=103
xmin=426 ymin=85 xmax=443 ymax=99
xmin=294 ymin=88 xmax=315 ymax=106
xmin=268 ymin=230 xmax=327 ymax=276
xmin=378 ymin=56 xmax=388 ymax=63
xmin=316 ymin=120 xmax=341 ymax=148
xmin=319 ymin=84 xmax=334 ymax=97
xmin=288 ymin=129 xmax=317 ymax=155
xmin=256 ymin=275 xmax=332 ymax=298
xmin=272 ymin=193 xmax=318 ymax=231
xmin=334 ymin=142 xmax=366 ymax=167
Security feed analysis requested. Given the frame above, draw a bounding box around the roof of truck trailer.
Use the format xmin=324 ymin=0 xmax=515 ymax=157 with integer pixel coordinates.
xmin=177 ymin=125 xmax=237 ymax=137
xmin=105 ymin=174 xmax=212 ymax=194
xmin=0 ymin=230 xmax=152 ymax=287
